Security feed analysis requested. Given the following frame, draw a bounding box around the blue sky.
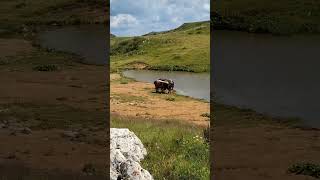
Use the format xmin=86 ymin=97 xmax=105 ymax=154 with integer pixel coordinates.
xmin=110 ymin=0 xmax=210 ymax=36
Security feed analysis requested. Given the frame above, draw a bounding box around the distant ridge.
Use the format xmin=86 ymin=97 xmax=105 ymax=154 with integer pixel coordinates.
xmin=143 ymin=20 xmax=210 ymax=36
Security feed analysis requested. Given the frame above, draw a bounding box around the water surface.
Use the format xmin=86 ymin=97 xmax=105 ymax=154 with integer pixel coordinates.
xmin=38 ymin=25 xmax=107 ymax=65
xmin=213 ymin=30 xmax=320 ymax=127
xmin=123 ymin=70 xmax=210 ymax=101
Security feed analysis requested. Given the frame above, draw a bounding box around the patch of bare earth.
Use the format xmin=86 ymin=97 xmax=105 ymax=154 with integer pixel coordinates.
xmin=214 ymin=123 xmax=320 ymax=179
xmin=0 ymin=129 xmax=106 ymax=175
xmin=0 ymin=39 xmax=34 ymax=58
xmin=110 ymin=75 xmax=210 ymax=127
xmin=0 ymin=61 xmax=107 ymax=176
xmin=110 ymin=73 xmax=120 ymax=81
xmin=126 ymin=62 xmax=148 ymax=70
xmin=0 ymin=66 xmax=107 ymax=110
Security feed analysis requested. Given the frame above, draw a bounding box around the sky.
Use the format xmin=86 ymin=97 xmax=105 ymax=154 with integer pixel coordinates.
xmin=110 ymin=0 xmax=210 ymax=36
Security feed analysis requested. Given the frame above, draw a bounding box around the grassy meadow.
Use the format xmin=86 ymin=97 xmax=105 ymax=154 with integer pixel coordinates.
xmin=110 ymin=21 xmax=210 ymax=73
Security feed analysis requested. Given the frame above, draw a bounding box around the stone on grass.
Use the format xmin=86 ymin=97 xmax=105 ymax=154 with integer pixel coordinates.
xmin=110 ymin=128 xmax=153 ymax=180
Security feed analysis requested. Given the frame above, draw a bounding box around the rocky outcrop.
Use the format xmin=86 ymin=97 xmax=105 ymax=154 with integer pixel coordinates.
xmin=110 ymin=128 xmax=153 ymax=180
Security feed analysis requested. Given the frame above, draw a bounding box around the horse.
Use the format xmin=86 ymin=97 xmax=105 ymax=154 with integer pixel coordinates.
xmin=154 ymin=79 xmax=174 ymax=93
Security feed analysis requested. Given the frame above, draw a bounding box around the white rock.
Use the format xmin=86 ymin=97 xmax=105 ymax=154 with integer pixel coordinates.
xmin=110 ymin=128 xmax=153 ymax=180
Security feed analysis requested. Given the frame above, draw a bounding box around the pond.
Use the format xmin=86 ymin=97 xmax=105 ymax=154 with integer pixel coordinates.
xmin=38 ymin=25 xmax=107 ymax=65
xmin=123 ymin=70 xmax=210 ymax=102
xmin=213 ymin=30 xmax=320 ymax=127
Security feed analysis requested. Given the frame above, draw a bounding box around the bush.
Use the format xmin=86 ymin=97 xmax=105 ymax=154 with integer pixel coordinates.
xmin=203 ymin=126 xmax=210 ymax=143
xmin=201 ymin=113 xmax=210 ymax=118
xmin=111 ymin=37 xmax=145 ymax=55
xmin=82 ymin=163 xmax=96 ymax=175
xmin=33 ymin=64 xmax=59 ymax=71
xmin=166 ymin=97 xmax=175 ymax=101
xmin=288 ymin=162 xmax=320 ymax=178
xmin=0 ymin=58 xmax=10 ymax=65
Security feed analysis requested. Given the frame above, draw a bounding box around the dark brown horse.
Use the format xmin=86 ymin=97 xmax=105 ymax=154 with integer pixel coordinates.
xmin=154 ymin=79 xmax=174 ymax=93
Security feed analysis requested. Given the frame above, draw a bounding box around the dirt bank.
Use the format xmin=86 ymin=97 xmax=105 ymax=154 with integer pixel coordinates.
xmin=110 ymin=74 xmax=210 ymax=127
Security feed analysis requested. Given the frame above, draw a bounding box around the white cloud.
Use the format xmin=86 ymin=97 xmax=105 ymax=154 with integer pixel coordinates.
xmin=203 ymin=3 xmax=210 ymax=11
xmin=110 ymin=14 xmax=139 ymax=28
xmin=111 ymin=0 xmax=210 ymax=36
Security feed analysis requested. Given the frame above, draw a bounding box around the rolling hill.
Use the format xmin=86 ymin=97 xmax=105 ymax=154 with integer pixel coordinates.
xmin=110 ymin=21 xmax=210 ymax=73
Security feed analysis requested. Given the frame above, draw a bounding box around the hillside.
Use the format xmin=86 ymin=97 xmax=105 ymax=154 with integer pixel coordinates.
xmin=110 ymin=21 xmax=210 ymax=73
xmin=211 ymin=0 xmax=320 ymax=35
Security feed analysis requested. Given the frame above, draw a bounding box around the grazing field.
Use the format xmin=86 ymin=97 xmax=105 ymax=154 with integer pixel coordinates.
xmin=110 ymin=21 xmax=210 ymax=73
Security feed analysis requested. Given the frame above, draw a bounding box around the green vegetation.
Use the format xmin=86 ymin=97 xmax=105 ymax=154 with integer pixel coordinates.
xmin=111 ymin=116 xmax=210 ymax=180
xmin=165 ymin=97 xmax=176 ymax=101
xmin=32 ymin=64 xmax=59 ymax=71
xmin=110 ymin=21 xmax=210 ymax=73
xmin=211 ymin=0 xmax=320 ymax=35
xmin=288 ymin=162 xmax=320 ymax=178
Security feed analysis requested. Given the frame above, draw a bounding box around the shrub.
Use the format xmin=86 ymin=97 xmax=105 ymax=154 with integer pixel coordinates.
xmin=203 ymin=126 xmax=210 ymax=143
xmin=201 ymin=113 xmax=210 ymax=118
xmin=111 ymin=37 xmax=145 ymax=55
xmin=82 ymin=163 xmax=96 ymax=175
xmin=288 ymin=162 xmax=320 ymax=178
xmin=33 ymin=64 xmax=59 ymax=71
xmin=0 ymin=58 xmax=10 ymax=65
xmin=166 ymin=97 xmax=175 ymax=101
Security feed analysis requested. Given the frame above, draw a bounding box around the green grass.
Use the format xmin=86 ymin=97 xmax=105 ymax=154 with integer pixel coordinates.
xmin=110 ymin=21 xmax=210 ymax=73
xmin=111 ymin=116 xmax=210 ymax=180
xmin=212 ymin=0 xmax=320 ymax=35
xmin=288 ymin=162 xmax=320 ymax=178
